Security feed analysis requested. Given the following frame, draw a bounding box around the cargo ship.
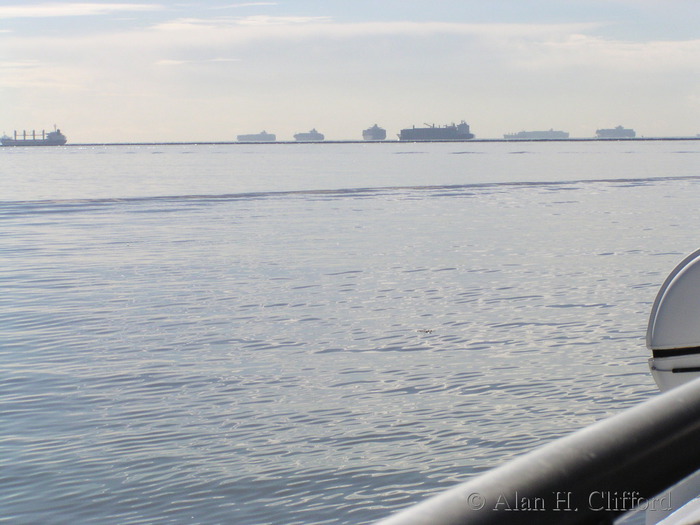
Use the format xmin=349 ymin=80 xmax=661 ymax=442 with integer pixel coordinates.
xmin=237 ymin=131 xmax=276 ymax=142
xmin=362 ymin=124 xmax=386 ymax=141
xmin=1 ymin=127 xmax=67 ymax=146
xmin=596 ymin=125 xmax=636 ymax=139
xmin=504 ymin=129 xmax=569 ymax=140
xmin=398 ymin=121 xmax=474 ymax=141
xmin=293 ymin=128 xmax=324 ymax=142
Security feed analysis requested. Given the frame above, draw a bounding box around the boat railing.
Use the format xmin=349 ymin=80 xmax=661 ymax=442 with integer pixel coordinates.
xmin=375 ymin=374 xmax=700 ymax=525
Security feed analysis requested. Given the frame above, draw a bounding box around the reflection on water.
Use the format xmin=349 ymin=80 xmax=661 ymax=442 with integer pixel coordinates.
xmin=1 ymin=143 xmax=699 ymax=523
xmin=1 ymin=140 xmax=699 ymax=201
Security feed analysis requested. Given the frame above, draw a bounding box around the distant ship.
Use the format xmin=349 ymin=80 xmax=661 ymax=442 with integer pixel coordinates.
xmin=237 ymin=131 xmax=276 ymax=142
xmin=1 ymin=128 xmax=67 ymax=146
xmin=596 ymin=125 xmax=636 ymax=139
xmin=504 ymin=129 xmax=569 ymax=140
xmin=398 ymin=121 xmax=474 ymax=141
xmin=362 ymin=124 xmax=386 ymax=141
xmin=294 ymin=128 xmax=324 ymax=142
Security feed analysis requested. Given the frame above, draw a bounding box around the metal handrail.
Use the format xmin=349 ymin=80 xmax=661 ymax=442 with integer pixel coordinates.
xmin=376 ymin=376 xmax=700 ymax=525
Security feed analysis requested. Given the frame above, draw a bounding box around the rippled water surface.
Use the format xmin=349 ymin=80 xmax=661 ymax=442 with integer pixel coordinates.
xmin=1 ymin=141 xmax=699 ymax=524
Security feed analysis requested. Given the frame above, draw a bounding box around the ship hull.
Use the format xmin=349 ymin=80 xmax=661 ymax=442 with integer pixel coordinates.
xmin=504 ymin=130 xmax=569 ymax=140
xmin=237 ymin=132 xmax=276 ymax=142
xmin=596 ymin=126 xmax=636 ymax=139
xmin=294 ymin=129 xmax=324 ymax=142
xmin=1 ymin=138 xmax=67 ymax=146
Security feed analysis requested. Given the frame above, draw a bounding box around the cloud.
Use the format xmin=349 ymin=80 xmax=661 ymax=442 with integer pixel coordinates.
xmin=155 ymin=59 xmax=189 ymax=66
xmin=0 ymin=59 xmax=39 ymax=69
xmin=4 ymin=15 xmax=698 ymax=78
xmin=215 ymin=2 xmax=279 ymax=7
xmin=155 ymin=57 xmax=241 ymax=66
xmin=512 ymin=33 xmax=700 ymax=72
xmin=150 ymin=17 xmax=596 ymax=38
xmin=0 ymin=3 xmax=163 ymax=19
xmin=0 ymin=58 xmax=87 ymax=90
xmin=234 ymin=15 xmax=332 ymax=26
xmin=2 ymin=11 xmax=698 ymax=140
xmin=138 ymin=17 xmax=700 ymax=76
xmin=151 ymin=15 xmax=333 ymax=32
xmin=3 ymin=16 xmax=698 ymax=96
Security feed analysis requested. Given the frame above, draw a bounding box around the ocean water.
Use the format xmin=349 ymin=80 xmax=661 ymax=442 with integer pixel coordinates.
xmin=1 ymin=140 xmax=699 ymax=524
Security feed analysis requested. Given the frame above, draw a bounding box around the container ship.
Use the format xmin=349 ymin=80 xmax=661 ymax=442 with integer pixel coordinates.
xmin=237 ymin=131 xmax=276 ymax=142
xmin=1 ymin=128 xmax=67 ymax=146
xmin=362 ymin=124 xmax=386 ymax=141
xmin=398 ymin=121 xmax=474 ymax=141
xmin=504 ymin=129 xmax=569 ymax=140
xmin=596 ymin=125 xmax=636 ymax=139
xmin=293 ymin=128 xmax=324 ymax=142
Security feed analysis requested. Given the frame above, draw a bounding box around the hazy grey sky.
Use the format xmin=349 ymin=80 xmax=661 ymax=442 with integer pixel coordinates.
xmin=1 ymin=1 xmax=698 ymax=141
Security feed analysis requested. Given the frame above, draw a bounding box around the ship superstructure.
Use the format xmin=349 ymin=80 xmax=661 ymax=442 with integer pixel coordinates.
xmin=362 ymin=124 xmax=386 ymax=141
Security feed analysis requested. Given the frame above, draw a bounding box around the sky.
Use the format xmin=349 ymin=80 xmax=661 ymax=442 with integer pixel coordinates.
xmin=0 ymin=0 xmax=699 ymax=142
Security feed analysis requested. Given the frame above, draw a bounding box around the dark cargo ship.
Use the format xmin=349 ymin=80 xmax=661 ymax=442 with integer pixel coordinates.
xmin=399 ymin=121 xmax=474 ymax=141
xmin=1 ymin=128 xmax=67 ymax=146
xmin=362 ymin=124 xmax=386 ymax=141
xmin=237 ymin=131 xmax=276 ymax=142
xmin=504 ymin=129 xmax=569 ymax=140
xmin=596 ymin=125 xmax=636 ymax=139
xmin=293 ymin=128 xmax=324 ymax=142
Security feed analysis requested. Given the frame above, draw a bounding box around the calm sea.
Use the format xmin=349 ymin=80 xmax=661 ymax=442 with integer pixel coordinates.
xmin=2 ymin=140 xmax=699 ymax=524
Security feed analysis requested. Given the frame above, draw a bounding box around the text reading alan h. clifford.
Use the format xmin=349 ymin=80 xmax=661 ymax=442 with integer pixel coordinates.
xmin=464 ymin=490 xmax=673 ymax=513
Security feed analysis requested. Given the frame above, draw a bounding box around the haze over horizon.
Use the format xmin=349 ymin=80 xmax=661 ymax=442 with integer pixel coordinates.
xmin=1 ymin=1 xmax=699 ymax=143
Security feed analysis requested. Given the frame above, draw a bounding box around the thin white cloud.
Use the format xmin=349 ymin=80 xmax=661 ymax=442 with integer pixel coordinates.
xmin=155 ymin=59 xmax=188 ymax=66
xmin=234 ymin=15 xmax=331 ymax=26
xmin=0 ymin=59 xmax=87 ymax=89
xmin=155 ymin=57 xmax=241 ymax=66
xmin=0 ymin=59 xmax=40 ymax=69
xmin=513 ymin=34 xmax=700 ymax=71
xmin=0 ymin=3 xmax=163 ymax=19
xmin=147 ymin=17 xmax=604 ymax=50
xmin=217 ymin=2 xmax=279 ymax=7
xmin=152 ymin=15 xmax=332 ymax=32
